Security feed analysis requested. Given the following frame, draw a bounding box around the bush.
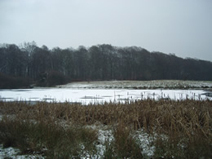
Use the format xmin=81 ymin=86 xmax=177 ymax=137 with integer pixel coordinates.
xmin=104 ymin=123 xmax=143 ymax=158
xmin=0 ymin=73 xmax=31 ymax=89
xmin=0 ymin=116 xmax=98 ymax=158
xmin=47 ymin=71 xmax=68 ymax=87
xmin=154 ymin=135 xmax=212 ymax=159
xmin=36 ymin=71 xmax=69 ymax=87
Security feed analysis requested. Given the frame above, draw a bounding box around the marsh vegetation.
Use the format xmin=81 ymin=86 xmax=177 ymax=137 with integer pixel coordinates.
xmin=0 ymin=99 xmax=212 ymax=158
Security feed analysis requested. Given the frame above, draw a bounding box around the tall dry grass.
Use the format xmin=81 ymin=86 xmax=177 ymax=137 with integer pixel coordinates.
xmin=0 ymin=99 xmax=212 ymax=158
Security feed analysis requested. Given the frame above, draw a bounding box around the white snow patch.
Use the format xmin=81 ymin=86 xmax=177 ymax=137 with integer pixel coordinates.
xmin=0 ymin=88 xmax=211 ymax=105
xmin=95 ymin=129 xmax=114 ymax=157
xmin=0 ymin=144 xmax=44 ymax=159
xmin=134 ymin=129 xmax=156 ymax=157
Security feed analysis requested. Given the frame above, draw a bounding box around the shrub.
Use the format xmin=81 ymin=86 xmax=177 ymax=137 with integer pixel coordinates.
xmin=36 ymin=71 xmax=69 ymax=87
xmin=154 ymin=134 xmax=212 ymax=159
xmin=104 ymin=123 xmax=143 ymax=158
xmin=0 ymin=73 xmax=31 ymax=89
xmin=0 ymin=116 xmax=98 ymax=158
xmin=46 ymin=71 xmax=68 ymax=87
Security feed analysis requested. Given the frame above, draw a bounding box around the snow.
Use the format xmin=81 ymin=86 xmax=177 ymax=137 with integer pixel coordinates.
xmin=96 ymin=129 xmax=114 ymax=157
xmin=0 ymin=88 xmax=211 ymax=105
xmin=95 ymin=128 xmax=157 ymax=158
xmin=1 ymin=80 xmax=211 ymax=105
xmin=134 ymin=129 xmax=156 ymax=157
xmin=57 ymin=80 xmax=212 ymax=89
xmin=0 ymin=144 xmax=44 ymax=159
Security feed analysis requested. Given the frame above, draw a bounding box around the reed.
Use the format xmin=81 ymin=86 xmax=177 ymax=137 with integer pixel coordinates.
xmin=110 ymin=122 xmax=143 ymax=158
xmin=0 ymin=99 xmax=211 ymax=158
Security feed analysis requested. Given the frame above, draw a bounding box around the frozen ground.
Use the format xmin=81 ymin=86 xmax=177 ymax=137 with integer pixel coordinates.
xmin=57 ymin=80 xmax=212 ymax=89
xmin=0 ymin=88 xmax=211 ymax=105
xmin=1 ymin=80 xmax=212 ymax=105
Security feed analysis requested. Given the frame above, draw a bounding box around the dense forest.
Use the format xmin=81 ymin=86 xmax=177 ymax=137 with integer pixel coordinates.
xmin=0 ymin=42 xmax=212 ymax=88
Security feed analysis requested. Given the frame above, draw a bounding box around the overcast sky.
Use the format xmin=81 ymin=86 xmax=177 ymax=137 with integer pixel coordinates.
xmin=0 ymin=0 xmax=212 ymax=61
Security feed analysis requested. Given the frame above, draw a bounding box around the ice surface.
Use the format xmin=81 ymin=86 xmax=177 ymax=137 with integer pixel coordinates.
xmin=1 ymin=80 xmax=212 ymax=104
xmin=0 ymin=88 xmax=210 ymax=105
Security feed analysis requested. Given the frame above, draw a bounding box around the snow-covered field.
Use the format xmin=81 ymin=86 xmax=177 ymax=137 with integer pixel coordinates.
xmin=0 ymin=88 xmax=211 ymax=105
xmin=57 ymin=80 xmax=212 ymax=89
xmin=1 ymin=80 xmax=211 ymax=104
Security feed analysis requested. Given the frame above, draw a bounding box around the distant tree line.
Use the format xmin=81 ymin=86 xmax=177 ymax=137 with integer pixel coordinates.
xmin=0 ymin=42 xmax=212 ymax=88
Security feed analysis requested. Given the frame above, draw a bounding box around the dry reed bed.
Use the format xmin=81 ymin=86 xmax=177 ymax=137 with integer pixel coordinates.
xmin=0 ymin=100 xmax=212 ymax=158
xmin=0 ymin=100 xmax=211 ymax=138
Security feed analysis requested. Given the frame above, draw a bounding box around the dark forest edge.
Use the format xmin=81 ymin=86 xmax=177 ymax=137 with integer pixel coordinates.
xmin=0 ymin=42 xmax=212 ymax=88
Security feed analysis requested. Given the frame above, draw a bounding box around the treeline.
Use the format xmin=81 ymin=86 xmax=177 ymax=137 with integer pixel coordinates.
xmin=0 ymin=42 xmax=212 ymax=88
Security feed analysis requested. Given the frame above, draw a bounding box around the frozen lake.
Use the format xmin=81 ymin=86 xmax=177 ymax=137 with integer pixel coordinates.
xmin=0 ymin=88 xmax=211 ymax=105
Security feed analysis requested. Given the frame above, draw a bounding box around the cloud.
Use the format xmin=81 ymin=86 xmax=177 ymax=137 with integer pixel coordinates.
xmin=0 ymin=0 xmax=212 ymax=61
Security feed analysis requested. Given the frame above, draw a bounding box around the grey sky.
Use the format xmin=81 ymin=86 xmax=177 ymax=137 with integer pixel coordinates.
xmin=0 ymin=0 xmax=212 ymax=61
